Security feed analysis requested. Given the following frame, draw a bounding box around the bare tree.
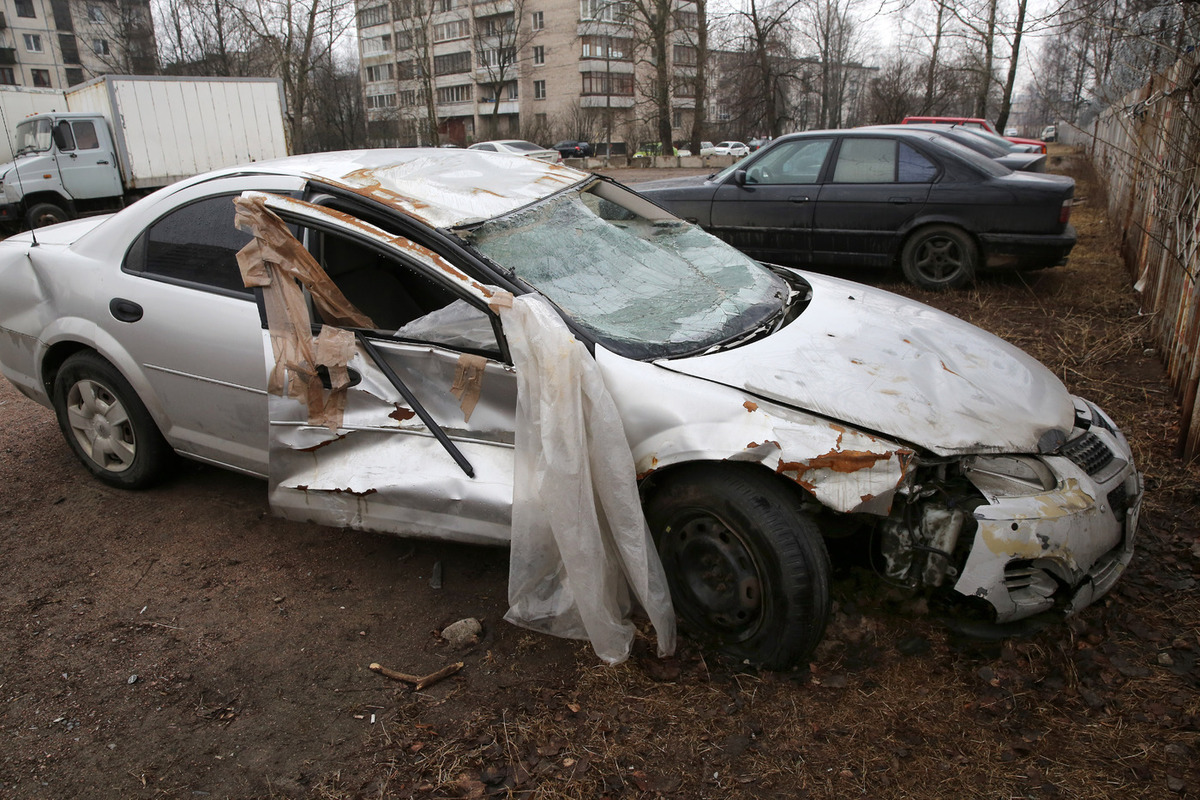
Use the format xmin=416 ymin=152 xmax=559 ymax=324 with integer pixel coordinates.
xmin=83 ymin=0 xmax=158 ymax=73
xmin=729 ymin=0 xmax=807 ymax=136
xmin=391 ymin=0 xmax=439 ymax=145
xmin=796 ymin=0 xmax=865 ymax=128
xmin=473 ymin=0 xmax=538 ymax=138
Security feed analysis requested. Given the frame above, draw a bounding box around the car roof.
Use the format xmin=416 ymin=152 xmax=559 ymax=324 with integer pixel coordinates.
xmin=182 ymin=149 xmax=589 ymax=229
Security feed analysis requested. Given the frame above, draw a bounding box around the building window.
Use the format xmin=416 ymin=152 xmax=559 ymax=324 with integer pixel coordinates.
xmin=358 ymin=4 xmax=390 ymax=27
xmin=580 ymin=0 xmax=627 ymax=22
xmin=506 ymin=82 xmax=518 ymax=100
xmin=0 ymin=68 xmax=15 ymax=85
xmin=435 ymin=0 xmax=456 ymax=12
xmin=433 ymin=50 xmax=470 ymax=76
xmin=477 ymin=47 xmax=515 ymax=69
xmin=366 ymin=63 xmax=394 ymax=82
xmin=673 ymin=110 xmax=682 ymax=127
xmin=366 ymin=93 xmax=397 ymax=109
xmin=477 ymin=14 xmax=513 ymax=36
xmin=531 ymin=10 xmax=543 ymax=29
xmin=362 ymin=34 xmax=392 ymax=54
xmin=23 ymin=34 xmax=43 ymax=53
xmin=581 ymin=71 xmax=633 ymax=96
xmin=673 ymin=45 xmax=696 ymax=66
xmin=397 ymin=58 xmax=424 ymax=79
xmin=398 ymin=89 xmax=417 ymax=106
xmin=59 ymin=34 xmax=81 ymax=64
xmin=533 ymin=79 xmax=545 ymax=99
xmin=93 ymin=39 xmax=110 ymax=55
xmin=674 ymin=79 xmax=695 ymax=98
xmin=674 ymin=9 xmax=697 ymax=28
xmin=65 ymin=67 xmax=84 ymax=85
xmin=15 ymin=0 xmax=34 ymax=17
xmin=436 ymin=84 xmax=472 ymax=104
xmin=433 ymin=19 xmax=469 ymax=42
xmin=532 ymin=45 xmax=544 ymax=65
xmin=87 ymin=4 xmax=105 ymax=21
xmin=581 ymin=35 xmax=631 ymax=60
xmin=31 ymin=69 xmax=51 ymax=87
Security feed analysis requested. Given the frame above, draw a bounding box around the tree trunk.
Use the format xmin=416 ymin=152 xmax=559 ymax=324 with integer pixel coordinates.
xmin=994 ymin=0 xmax=1027 ymax=131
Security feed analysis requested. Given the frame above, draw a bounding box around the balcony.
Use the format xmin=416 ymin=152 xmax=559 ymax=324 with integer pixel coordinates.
xmin=580 ymin=95 xmax=634 ymax=108
xmin=477 ymin=99 xmax=519 ymax=115
xmin=0 ymin=48 xmax=15 ymax=65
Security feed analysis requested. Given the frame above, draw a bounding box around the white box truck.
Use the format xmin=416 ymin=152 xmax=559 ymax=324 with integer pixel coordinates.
xmin=0 ymin=86 xmax=70 ymax=163
xmin=0 ymin=75 xmax=290 ymax=229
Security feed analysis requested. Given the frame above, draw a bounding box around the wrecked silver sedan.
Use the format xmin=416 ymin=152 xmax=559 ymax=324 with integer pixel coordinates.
xmin=0 ymin=150 xmax=1141 ymax=668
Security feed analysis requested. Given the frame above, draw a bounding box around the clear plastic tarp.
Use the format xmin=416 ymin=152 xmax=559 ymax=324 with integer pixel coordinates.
xmin=499 ymin=293 xmax=676 ymax=664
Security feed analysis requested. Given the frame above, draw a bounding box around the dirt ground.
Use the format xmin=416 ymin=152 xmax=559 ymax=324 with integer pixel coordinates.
xmin=1 ymin=151 xmax=1198 ymax=799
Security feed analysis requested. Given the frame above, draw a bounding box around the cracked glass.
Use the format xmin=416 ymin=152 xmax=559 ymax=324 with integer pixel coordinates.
xmin=465 ymin=184 xmax=787 ymax=359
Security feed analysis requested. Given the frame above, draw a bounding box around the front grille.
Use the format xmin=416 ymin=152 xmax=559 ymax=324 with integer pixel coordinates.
xmin=1060 ymin=432 xmax=1114 ymax=475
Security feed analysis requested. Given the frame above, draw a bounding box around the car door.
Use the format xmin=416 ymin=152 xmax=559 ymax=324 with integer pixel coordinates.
xmin=708 ymin=137 xmax=834 ymax=265
xmin=810 ymin=136 xmax=937 ymax=266
xmin=114 ymin=174 xmax=307 ymax=475
xmin=243 ymin=192 xmax=517 ymax=545
xmin=54 ymin=118 xmax=123 ymax=200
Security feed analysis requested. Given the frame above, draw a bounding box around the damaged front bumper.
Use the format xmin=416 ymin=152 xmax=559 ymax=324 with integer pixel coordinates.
xmin=954 ymin=400 xmax=1142 ymax=622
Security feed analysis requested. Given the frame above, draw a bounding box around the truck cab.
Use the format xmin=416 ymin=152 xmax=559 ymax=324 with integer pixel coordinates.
xmin=0 ymin=112 xmax=123 ymax=228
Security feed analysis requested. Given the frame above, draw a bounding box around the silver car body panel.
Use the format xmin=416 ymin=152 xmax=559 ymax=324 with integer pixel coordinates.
xmin=658 ymin=272 xmax=1075 ymax=456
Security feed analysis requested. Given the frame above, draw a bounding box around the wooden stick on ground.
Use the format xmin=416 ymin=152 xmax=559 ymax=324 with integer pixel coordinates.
xmin=369 ymin=661 xmax=464 ymax=691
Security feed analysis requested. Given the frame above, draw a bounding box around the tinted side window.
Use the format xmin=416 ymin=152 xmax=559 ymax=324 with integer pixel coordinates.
xmin=72 ymin=120 xmax=99 ymax=149
xmin=128 ymin=195 xmax=254 ymax=296
xmin=745 ymin=138 xmax=832 ymax=184
xmin=832 ymin=139 xmax=896 ymax=183
xmin=898 ymin=143 xmax=938 ymax=182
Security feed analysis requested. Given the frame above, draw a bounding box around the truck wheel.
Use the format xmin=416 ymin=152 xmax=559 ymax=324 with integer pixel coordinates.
xmin=645 ymin=464 xmax=831 ymax=669
xmin=52 ymin=352 xmax=174 ymax=489
xmin=901 ymin=225 xmax=977 ymax=290
xmin=26 ymin=202 xmax=69 ymax=229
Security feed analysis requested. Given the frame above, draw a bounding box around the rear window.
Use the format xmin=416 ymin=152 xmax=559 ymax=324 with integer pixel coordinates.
xmin=926 ymin=136 xmax=1011 ymax=178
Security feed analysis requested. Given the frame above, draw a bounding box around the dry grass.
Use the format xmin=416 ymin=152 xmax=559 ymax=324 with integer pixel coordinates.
xmin=315 ymin=149 xmax=1200 ymax=800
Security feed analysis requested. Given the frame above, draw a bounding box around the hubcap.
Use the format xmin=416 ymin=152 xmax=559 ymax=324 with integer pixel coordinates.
xmin=663 ymin=515 xmax=763 ymax=640
xmin=914 ymin=237 xmax=964 ymax=281
xmin=65 ymin=379 xmax=136 ymax=472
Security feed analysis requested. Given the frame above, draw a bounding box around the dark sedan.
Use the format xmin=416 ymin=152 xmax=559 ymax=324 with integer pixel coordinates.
xmin=866 ymin=124 xmax=1048 ymax=173
xmin=550 ymin=140 xmax=591 ymax=158
xmin=634 ymin=129 xmax=1076 ymax=289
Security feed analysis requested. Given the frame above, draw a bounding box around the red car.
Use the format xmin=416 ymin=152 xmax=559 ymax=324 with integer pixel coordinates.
xmin=901 ymin=116 xmax=1047 ymax=154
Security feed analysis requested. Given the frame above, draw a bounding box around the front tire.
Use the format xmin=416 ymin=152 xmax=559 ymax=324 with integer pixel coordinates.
xmin=26 ymin=202 xmax=69 ymax=229
xmin=52 ymin=352 xmax=174 ymax=489
xmin=901 ymin=224 xmax=977 ymax=290
xmin=645 ymin=464 xmax=831 ymax=669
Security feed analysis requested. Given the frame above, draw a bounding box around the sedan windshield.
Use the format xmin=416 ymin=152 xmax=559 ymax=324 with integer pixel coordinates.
xmin=465 ymin=181 xmax=787 ymax=359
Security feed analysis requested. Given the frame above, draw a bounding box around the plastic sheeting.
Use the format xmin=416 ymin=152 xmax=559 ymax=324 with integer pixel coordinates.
xmin=499 ymin=293 xmax=676 ymax=664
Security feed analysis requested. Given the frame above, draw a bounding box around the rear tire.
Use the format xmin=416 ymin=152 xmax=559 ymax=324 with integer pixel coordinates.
xmin=645 ymin=464 xmax=831 ymax=669
xmin=26 ymin=202 xmax=69 ymax=229
xmin=901 ymin=224 xmax=977 ymax=290
xmin=52 ymin=352 xmax=174 ymax=489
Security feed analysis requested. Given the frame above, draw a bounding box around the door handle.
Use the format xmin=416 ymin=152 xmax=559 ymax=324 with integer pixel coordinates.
xmin=317 ymin=366 xmax=362 ymax=389
xmin=889 ymin=196 xmax=912 ymax=204
xmin=96 ymin=159 xmax=109 ymax=165
xmin=788 ymin=196 xmax=810 ymax=203
xmin=68 ymin=153 xmax=78 ymax=159
xmin=109 ymin=298 xmax=143 ymax=323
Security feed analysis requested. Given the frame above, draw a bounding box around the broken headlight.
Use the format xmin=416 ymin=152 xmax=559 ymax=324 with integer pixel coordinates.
xmin=963 ymin=454 xmax=1056 ymax=497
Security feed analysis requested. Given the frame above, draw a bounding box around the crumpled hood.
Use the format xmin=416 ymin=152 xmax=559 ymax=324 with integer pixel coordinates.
xmin=657 ymin=272 xmax=1075 ymax=455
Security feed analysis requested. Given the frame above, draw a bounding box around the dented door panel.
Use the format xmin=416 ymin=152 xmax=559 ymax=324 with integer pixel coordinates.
xmin=265 ymin=336 xmax=517 ymax=545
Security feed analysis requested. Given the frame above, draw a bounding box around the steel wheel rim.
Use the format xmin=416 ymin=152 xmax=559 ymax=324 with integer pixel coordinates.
xmin=65 ymin=379 xmax=136 ymax=472
xmin=914 ymin=236 xmax=965 ymax=282
xmin=662 ymin=513 xmax=765 ymax=642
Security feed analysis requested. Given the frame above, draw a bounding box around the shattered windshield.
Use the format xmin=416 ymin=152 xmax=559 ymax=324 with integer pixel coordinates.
xmin=465 ymin=182 xmax=788 ymax=359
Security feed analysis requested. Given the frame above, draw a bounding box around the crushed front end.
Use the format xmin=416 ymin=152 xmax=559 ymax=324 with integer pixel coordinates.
xmin=876 ymin=397 xmax=1142 ymax=623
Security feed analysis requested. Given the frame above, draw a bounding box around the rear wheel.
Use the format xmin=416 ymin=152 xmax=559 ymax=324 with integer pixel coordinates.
xmin=52 ymin=352 xmax=174 ymax=489
xmin=26 ymin=202 xmax=69 ymax=229
xmin=645 ymin=464 xmax=831 ymax=669
xmin=901 ymin=224 xmax=977 ymax=290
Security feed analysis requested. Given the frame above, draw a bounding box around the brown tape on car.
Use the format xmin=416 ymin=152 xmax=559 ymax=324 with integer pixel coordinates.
xmin=450 ymin=353 xmax=489 ymax=422
xmin=233 ymin=195 xmax=371 ymax=430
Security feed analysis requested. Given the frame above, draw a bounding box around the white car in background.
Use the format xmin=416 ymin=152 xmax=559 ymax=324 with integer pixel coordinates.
xmin=467 ymin=139 xmax=562 ymax=163
xmin=712 ymin=141 xmax=750 ymax=157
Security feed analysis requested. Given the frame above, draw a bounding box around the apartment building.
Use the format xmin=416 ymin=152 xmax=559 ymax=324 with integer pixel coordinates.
xmin=356 ymin=0 xmax=704 ymax=151
xmin=0 ymin=0 xmax=155 ymax=91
